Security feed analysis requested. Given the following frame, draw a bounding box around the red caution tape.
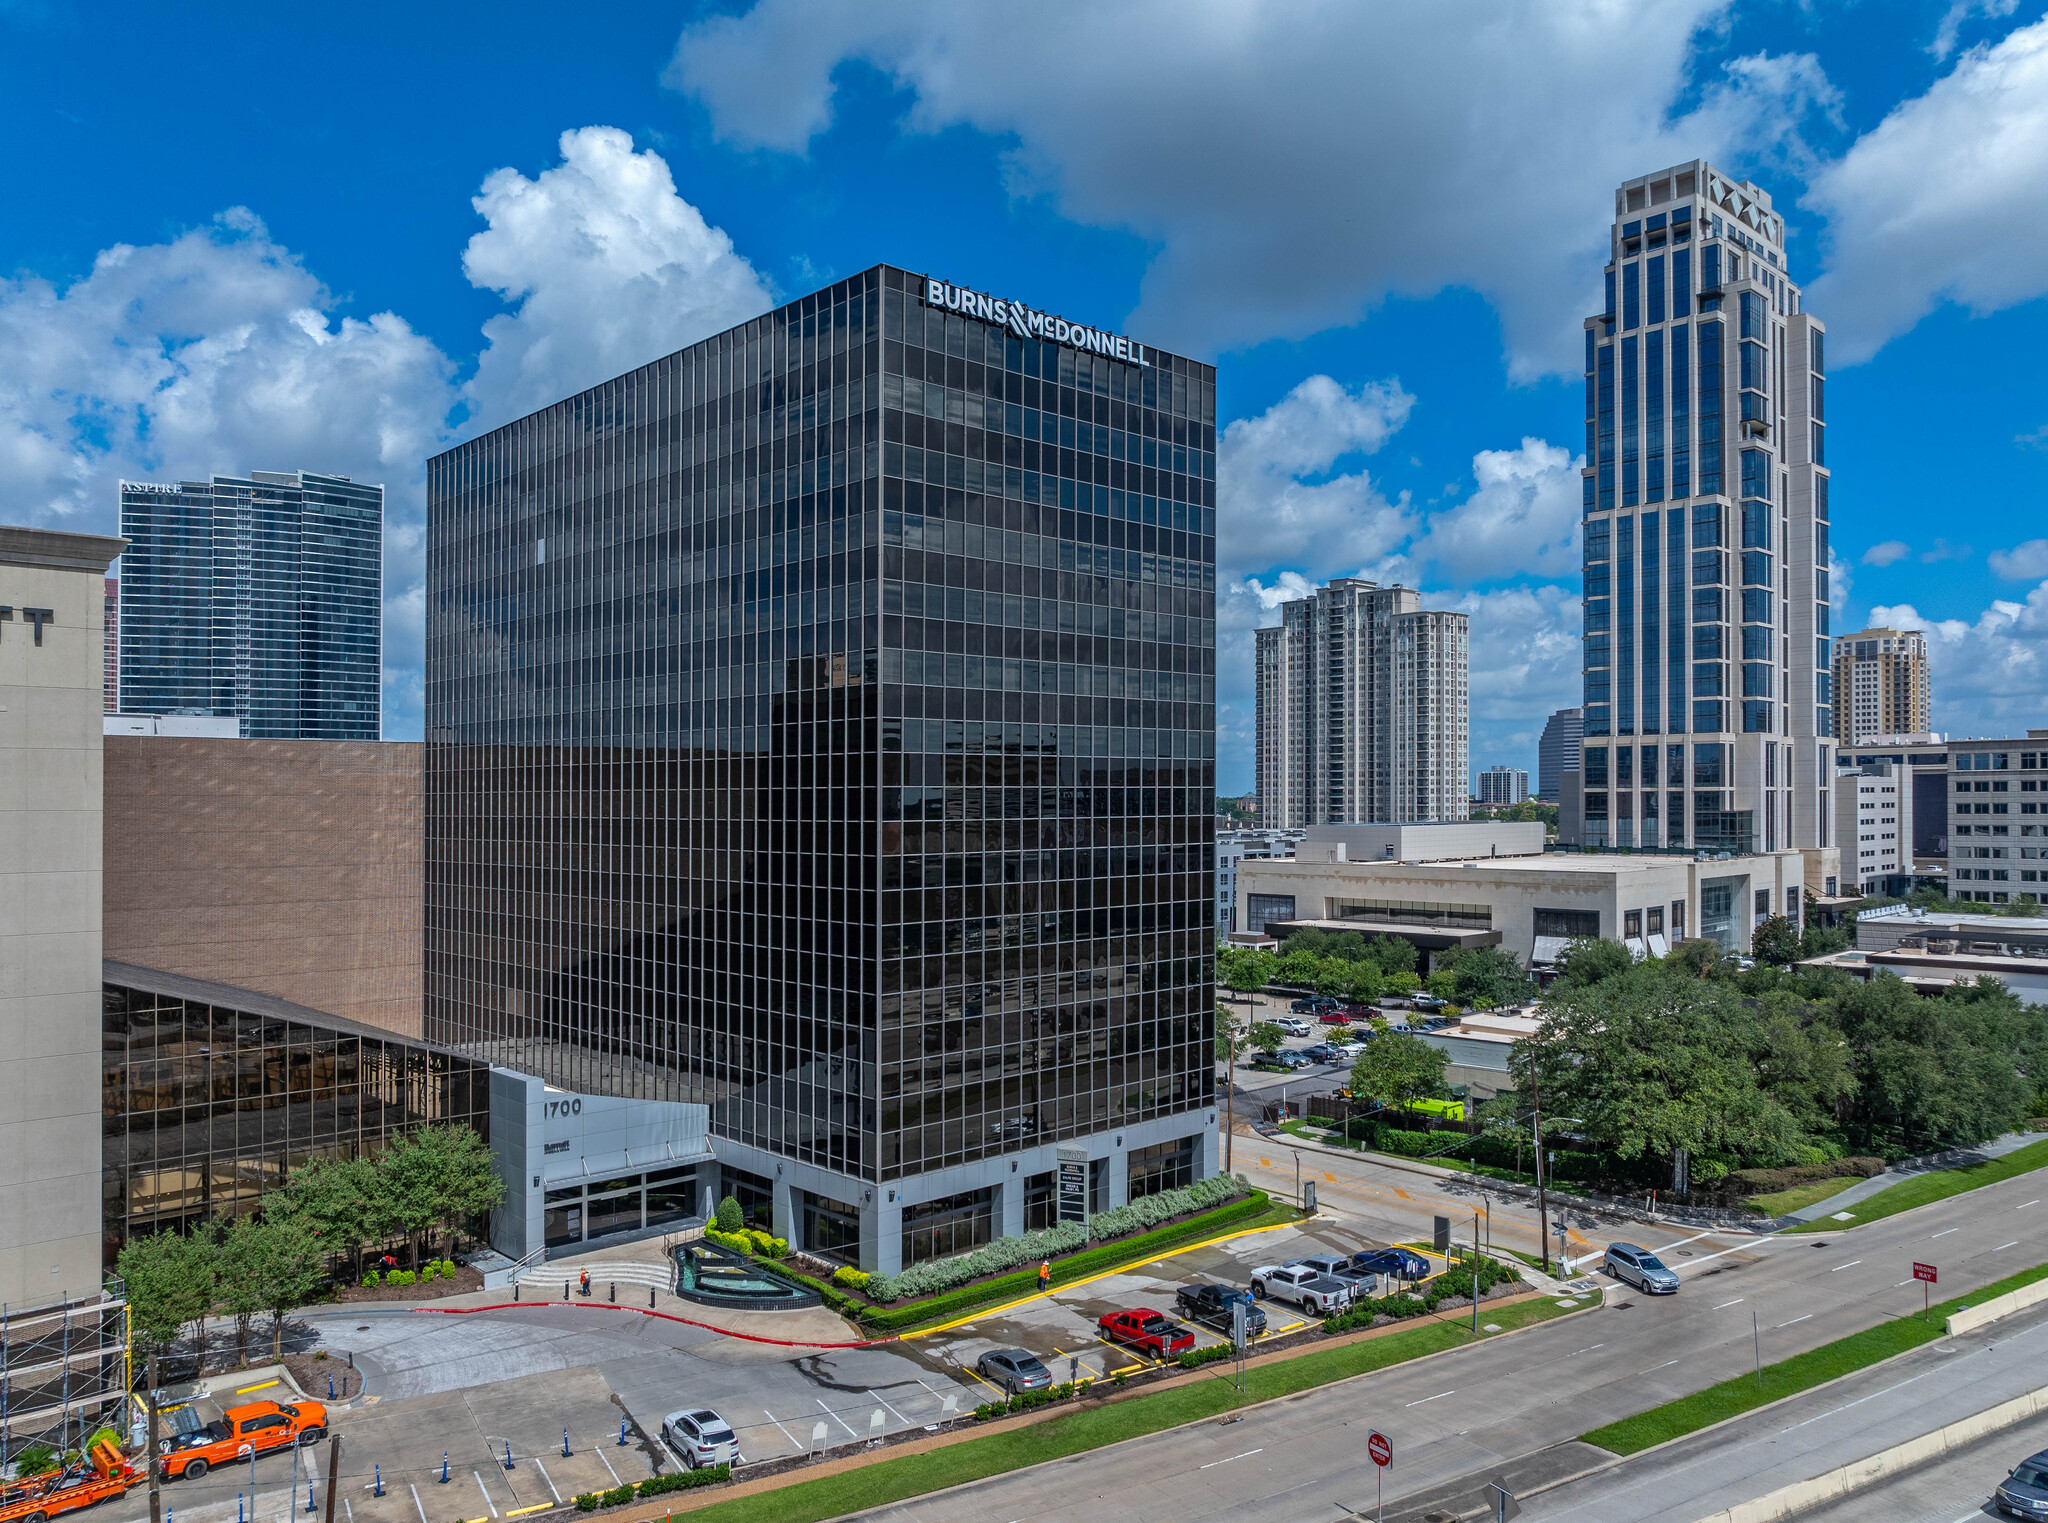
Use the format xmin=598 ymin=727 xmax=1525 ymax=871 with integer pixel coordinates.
xmin=412 ymin=1299 xmax=896 ymax=1349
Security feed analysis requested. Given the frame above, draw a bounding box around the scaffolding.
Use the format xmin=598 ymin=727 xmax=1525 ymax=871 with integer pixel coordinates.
xmin=0 ymin=1286 xmax=130 ymax=1462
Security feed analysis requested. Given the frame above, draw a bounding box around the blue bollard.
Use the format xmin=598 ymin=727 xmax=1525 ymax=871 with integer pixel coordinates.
xmin=562 ymin=1427 xmax=571 ymax=1459
xmin=374 ymin=1464 xmax=384 ymax=1498
xmin=327 ymin=1375 xmax=336 ymax=1400
xmin=503 ymin=1440 xmax=514 ymax=1471
xmin=617 ymin=1418 xmax=627 ymax=1448
xmin=238 ymin=1495 xmax=245 ymax=1523
xmin=440 ymin=1452 xmax=450 ymax=1484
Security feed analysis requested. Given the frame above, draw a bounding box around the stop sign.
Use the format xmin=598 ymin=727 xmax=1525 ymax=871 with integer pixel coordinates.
xmin=1367 ymin=1431 xmax=1392 ymax=1468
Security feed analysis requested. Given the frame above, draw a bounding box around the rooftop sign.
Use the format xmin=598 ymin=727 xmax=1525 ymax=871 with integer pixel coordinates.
xmin=923 ymin=278 xmax=1151 ymax=366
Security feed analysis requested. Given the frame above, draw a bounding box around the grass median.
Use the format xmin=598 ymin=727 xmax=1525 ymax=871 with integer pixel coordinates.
xmin=1784 ymin=1137 xmax=2048 ymax=1233
xmin=679 ymin=1293 xmax=1577 ymax=1523
xmin=1581 ymin=1259 xmax=2048 ymax=1455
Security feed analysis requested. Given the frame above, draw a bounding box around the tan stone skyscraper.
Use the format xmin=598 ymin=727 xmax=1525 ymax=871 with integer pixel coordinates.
xmin=1832 ymin=627 xmax=1931 ymax=744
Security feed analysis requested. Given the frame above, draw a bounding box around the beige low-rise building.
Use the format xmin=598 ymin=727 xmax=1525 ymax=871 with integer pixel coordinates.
xmin=1239 ymin=822 xmax=1815 ymax=965
xmin=1796 ymin=902 xmax=2048 ymax=1006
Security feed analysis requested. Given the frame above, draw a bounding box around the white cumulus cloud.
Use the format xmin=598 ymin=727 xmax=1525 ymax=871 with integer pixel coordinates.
xmin=1870 ymin=588 xmax=2048 ymax=737
xmin=667 ymin=0 xmax=1838 ymax=376
xmin=1804 ymin=16 xmax=2048 ymax=363
xmin=1861 ymin=539 xmax=1912 ymax=566
xmin=1990 ymin=539 xmax=2048 ymax=579
xmin=463 ymin=126 xmax=775 ymax=431
xmin=1404 ymin=437 xmax=1584 ymax=584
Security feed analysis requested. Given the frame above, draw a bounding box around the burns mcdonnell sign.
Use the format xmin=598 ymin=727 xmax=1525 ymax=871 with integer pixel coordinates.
xmin=923 ymin=278 xmax=1152 ymax=366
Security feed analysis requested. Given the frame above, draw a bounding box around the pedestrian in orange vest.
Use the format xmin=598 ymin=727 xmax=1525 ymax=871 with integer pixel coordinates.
xmin=1038 ymin=1260 xmax=1050 ymax=1292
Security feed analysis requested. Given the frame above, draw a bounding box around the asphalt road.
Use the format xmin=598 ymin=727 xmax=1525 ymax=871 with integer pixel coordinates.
xmin=850 ymin=1152 xmax=2048 ymax=1523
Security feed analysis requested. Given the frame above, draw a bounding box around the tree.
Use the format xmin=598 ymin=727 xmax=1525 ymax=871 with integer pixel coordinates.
xmin=1214 ymin=1001 xmax=1242 ymax=1062
xmin=424 ymin=1123 xmax=505 ymax=1259
xmin=1510 ymin=962 xmax=1797 ymax=1164
xmin=1340 ymin=961 xmax=1383 ymax=1006
xmin=1665 ymin=937 xmax=1733 ymax=980
xmin=216 ymin=1215 xmax=272 ymax=1366
xmin=1363 ymin=936 xmax=1419 ymax=976
xmin=1442 ymin=946 xmax=1533 ymax=1008
xmin=1829 ymin=972 xmax=2040 ymax=1148
xmin=253 ymin=1219 xmax=327 ymax=1361
xmin=1752 ymin=996 xmax=1858 ymax=1140
xmin=1312 ymin=957 xmax=1350 ymax=997
xmin=1382 ymin=970 xmax=1421 ymax=998
xmin=715 ymin=1196 xmax=744 ymax=1233
xmin=1249 ymin=1021 xmax=1286 ymax=1056
xmin=376 ymin=1130 xmax=448 ymax=1269
xmin=1556 ymin=936 xmax=1632 ymax=988
xmin=1423 ymin=968 xmax=1458 ymax=1000
xmin=1752 ymin=914 xmax=1802 ymax=967
xmin=1275 ymin=948 xmax=1322 ymax=987
xmin=275 ymin=1154 xmax=382 ymax=1278
xmin=1218 ymin=946 xmax=1276 ymax=1005
xmin=119 ymin=1231 xmax=215 ymax=1523
xmin=1349 ymin=1031 xmax=1451 ymax=1123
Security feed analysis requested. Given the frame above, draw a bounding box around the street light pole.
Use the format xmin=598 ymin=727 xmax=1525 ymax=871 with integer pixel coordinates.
xmin=1531 ymin=1070 xmax=1550 ymax=1275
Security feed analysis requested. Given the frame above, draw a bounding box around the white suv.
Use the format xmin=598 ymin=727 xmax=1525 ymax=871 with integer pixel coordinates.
xmin=663 ymin=1408 xmax=740 ymax=1468
xmin=1249 ymin=1264 xmax=1351 ymax=1314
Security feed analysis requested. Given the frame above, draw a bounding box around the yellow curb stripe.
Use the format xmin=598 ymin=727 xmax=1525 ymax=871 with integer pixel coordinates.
xmin=507 ymin=1504 xmax=554 ymax=1516
xmin=235 ymin=1379 xmax=281 ymax=1393
xmin=902 ymin=1217 xmax=1301 ymax=1338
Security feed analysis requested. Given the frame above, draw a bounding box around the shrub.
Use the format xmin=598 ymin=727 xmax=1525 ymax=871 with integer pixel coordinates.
xmin=1726 ymin=1157 xmax=1884 ymax=1195
xmin=13 ymin=1444 xmax=56 ymax=1477
xmin=421 ymin=1264 xmax=438 ymax=1283
xmin=1087 ymin=1174 xmax=1244 ymax=1241
xmin=745 ymin=1229 xmax=789 ymax=1258
xmin=863 ymin=1219 xmax=1090 ymax=1304
xmin=715 ymin=1196 xmax=744 ymax=1233
xmin=361 ymin=1271 xmax=381 ymax=1287
xmin=832 ymin=1266 xmax=870 ymax=1292
xmin=704 ymin=1225 xmax=751 ymax=1253
xmin=1176 ymin=1342 xmax=1235 ymax=1369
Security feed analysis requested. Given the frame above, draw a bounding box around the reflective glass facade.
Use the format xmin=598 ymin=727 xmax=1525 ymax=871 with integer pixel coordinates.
xmin=102 ymin=969 xmax=491 ymax=1261
xmin=425 ymin=263 xmax=1217 ymax=1199
xmin=117 ymin=471 xmax=383 ymax=738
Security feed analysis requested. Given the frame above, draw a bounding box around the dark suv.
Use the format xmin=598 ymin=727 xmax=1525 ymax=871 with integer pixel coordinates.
xmin=1997 ymin=1449 xmax=2048 ymax=1518
xmin=1175 ymin=1283 xmax=1267 ymax=1337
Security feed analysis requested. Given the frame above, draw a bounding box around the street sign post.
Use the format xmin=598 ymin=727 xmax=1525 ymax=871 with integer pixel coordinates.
xmin=1367 ymin=1430 xmax=1391 ymax=1521
xmin=1914 ymin=1261 xmax=1937 ymax=1320
xmin=1486 ymin=1481 xmax=1520 ymax=1522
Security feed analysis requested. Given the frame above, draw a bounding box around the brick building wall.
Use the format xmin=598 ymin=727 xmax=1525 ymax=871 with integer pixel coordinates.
xmin=103 ymin=737 xmax=422 ymax=1035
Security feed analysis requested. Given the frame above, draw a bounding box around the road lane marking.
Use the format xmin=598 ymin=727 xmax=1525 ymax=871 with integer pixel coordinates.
xmin=2020 ymin=1201 xmax=2040 ymax=1210
xmin=1566 ymin=1344 xmax=1604 ymax=1357
xmin=1676 ymin=1241 xmax=1766 ymax=1272
xmin=1896 ymin=1280 xmax=1915 ymax=1287
xmin=1996 ymin=1241 xmax=2019 ymax=1251
xmin=1404 ymin=1390 xmax=1454 ymax=1407
xmin=818 ymin=1399 xmax=860 ymax=1438
xmin=1634 ymin=1358 xmax=1680 ymax=1376
xmin=1199 ymin=1449 xmax=1264 ymax=1470
xmin=1777 ymin=1314 xmax=1813 ymax=1327
xmin=1930 ymin=1228 xmax=1958 ymax=1238
xmin=1829 ymin=1260 xmax=1862 ymax=1271
xmin=1785 ymin=1365 xmax=1940 ymax=1431
xmin=1713 ymin=1299 xmax=1744 ymax=1309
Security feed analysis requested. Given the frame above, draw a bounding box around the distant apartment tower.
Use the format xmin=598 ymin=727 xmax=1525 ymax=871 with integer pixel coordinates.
xmin=1578 ymin=162 xmax=1834 ymax=859
xmin=1832 ymin=627 xmax=1930 ymax=745
xmin=1833 ymin=760 xmax=1913 ymax=896
xmin=103 ymin=576 xmax=118 ymax=712
xmin=1537 ymin=706 xmax=1583 ymax=801
xmin=1255 ymin=578 xmax=1469 ymax=827
xmin=1477 ymin=766 xmax=1530 ymax=806
xmin=117 ymin=472 xmax=382 ymax=739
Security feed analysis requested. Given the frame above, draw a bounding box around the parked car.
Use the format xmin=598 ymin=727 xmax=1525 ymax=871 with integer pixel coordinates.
xmin=1351 ymin=1247 xmax=1431 ymax=1282
xmin=1299 ymin=1043 xmax=1341 ymax=1064
xmin=1249 ymin=1049 xmax=1308 ymax=1071
xmin=1316 ymin=1010 xmax=1357 ymax=1026
xmin=158 ymin=1401 xmax=328 ymax=1481
xmin=1098 ymin=1308 xmax=1195 ymax=1358
xmin=1411 ymin=994 xmax=1448 ymax=1011
xmin=1291 ymin=996 xmax=1339 ymax=1014
xmin=1333 ymin=1040 xmax=1368 ymax=1058
xmin=976 ymin=1348 xmax=1053 ymax=1393
xmin=1286 ymin=1253 xmax=1381 ymax=1296
xmin=1995 ymin=1449 xmax=2048 ymax=1519
xmin=1275 ymin=1017 xmax=1313 ymax=1036
xmin=1603 ymin=1242 xmax=1681 ymax=1294
xmin=1176 ymin=1283 xmax=1268 ymax=1338
xmin=663 ymin=1409 xmax=741 ymax=1469
xmin=1248 ymin=1264 xmax=1352 ymax=1314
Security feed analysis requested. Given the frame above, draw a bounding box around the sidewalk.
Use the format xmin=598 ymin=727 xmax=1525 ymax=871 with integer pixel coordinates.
xmin=1778 ymin=1129 xmax=2044 ymax=1225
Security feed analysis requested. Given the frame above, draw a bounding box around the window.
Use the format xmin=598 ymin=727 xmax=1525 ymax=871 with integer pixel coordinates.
xmin=1246 ymin=894 xmax=1296 ymax=935
xmin=901 ymin=1187 xmax=995 ymax=1266
xmin=1647 ymin=906 xmax=1664 ymax=934
xmin=1624 ymin=909 xmax=1643 ymax=938
xmin=1127 ymin=1137 xmax=1197 ymax=1200
xmin=1534 ymin=908 xmax=1599 ymax=939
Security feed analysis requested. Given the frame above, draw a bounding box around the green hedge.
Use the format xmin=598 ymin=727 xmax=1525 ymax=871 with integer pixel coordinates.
xmin=575 ymin=1465 xmax=731 ymax=1509
xmin=1347 ymin=1123 xmax=1662 ymax=1187
xmin=1175 ymin=1342 xmax=1236 ymax=1369
xmin=858 ymin=1191 xmax=1282 ymax=1332
xmin=1320 ymin=1256 xmax=1519 ymax=1334
xmin=972 ymin=1379 xmax=1091 ymax=1420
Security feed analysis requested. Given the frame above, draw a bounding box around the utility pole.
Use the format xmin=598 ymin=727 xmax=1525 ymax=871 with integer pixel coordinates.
xmin=1531 ymin=1070 xmax=1550 ymax=1275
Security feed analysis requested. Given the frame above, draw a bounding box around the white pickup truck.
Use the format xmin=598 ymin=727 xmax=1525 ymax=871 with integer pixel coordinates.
xmin=1248 ymin=1263 xmax=1352 ymax=1314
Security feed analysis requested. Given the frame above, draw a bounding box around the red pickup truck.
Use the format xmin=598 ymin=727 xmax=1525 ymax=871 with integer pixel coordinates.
xmin=1097 ymin=1308 xmax=1195 ymax=1358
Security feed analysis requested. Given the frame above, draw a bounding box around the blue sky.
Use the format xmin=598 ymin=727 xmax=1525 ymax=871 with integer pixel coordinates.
xmin=5 ymin=1 xmax=2047 ymax=791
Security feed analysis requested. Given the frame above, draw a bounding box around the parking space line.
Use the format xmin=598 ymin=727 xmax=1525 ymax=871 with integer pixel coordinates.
xmin=410 ymin=1484 xmax=428 ymax=1523
xmin=818 ymin=1399 xmax=860 ymax=1438
xmin=473 ymin=1472 xmax=498 ymax=1518
xmin=868 ymin=1390 xmax=913 ymax=1426
xmin=757 ymin=1406 xmax=801 ymax=1451
xmin=594 ymin=1446 xmax=622 ymax=1486
xmin=530 ymin=1457 xmax=561 ymax=1504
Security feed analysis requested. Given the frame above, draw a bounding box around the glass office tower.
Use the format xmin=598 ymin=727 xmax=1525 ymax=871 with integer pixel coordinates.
xmin=1579 ymin=162 xmax=1835 ymax=872
xmin=425 ymin=265 xmax=1219 ymax=1272
xmin=117 ymin=471 xmax=383 ymax=739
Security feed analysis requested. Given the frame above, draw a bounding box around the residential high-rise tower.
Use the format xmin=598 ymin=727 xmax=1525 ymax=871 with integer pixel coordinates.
xmin=117 ymin=471 xmax=383 ymax=739
xmin=1578 ymin=162 xmax=1834 ymax=862
xmin=426 ymin=265 xmax=1219 ymax=1273
xmin=1831 ymin=626 xmax=1930 ymax=745
xmin=1254 ymin=578 xmax=1468 ymax=828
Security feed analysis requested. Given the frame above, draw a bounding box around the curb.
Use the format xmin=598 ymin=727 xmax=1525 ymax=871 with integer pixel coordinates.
xmin=410 ymin=1301 xmax=896 ymax=1351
